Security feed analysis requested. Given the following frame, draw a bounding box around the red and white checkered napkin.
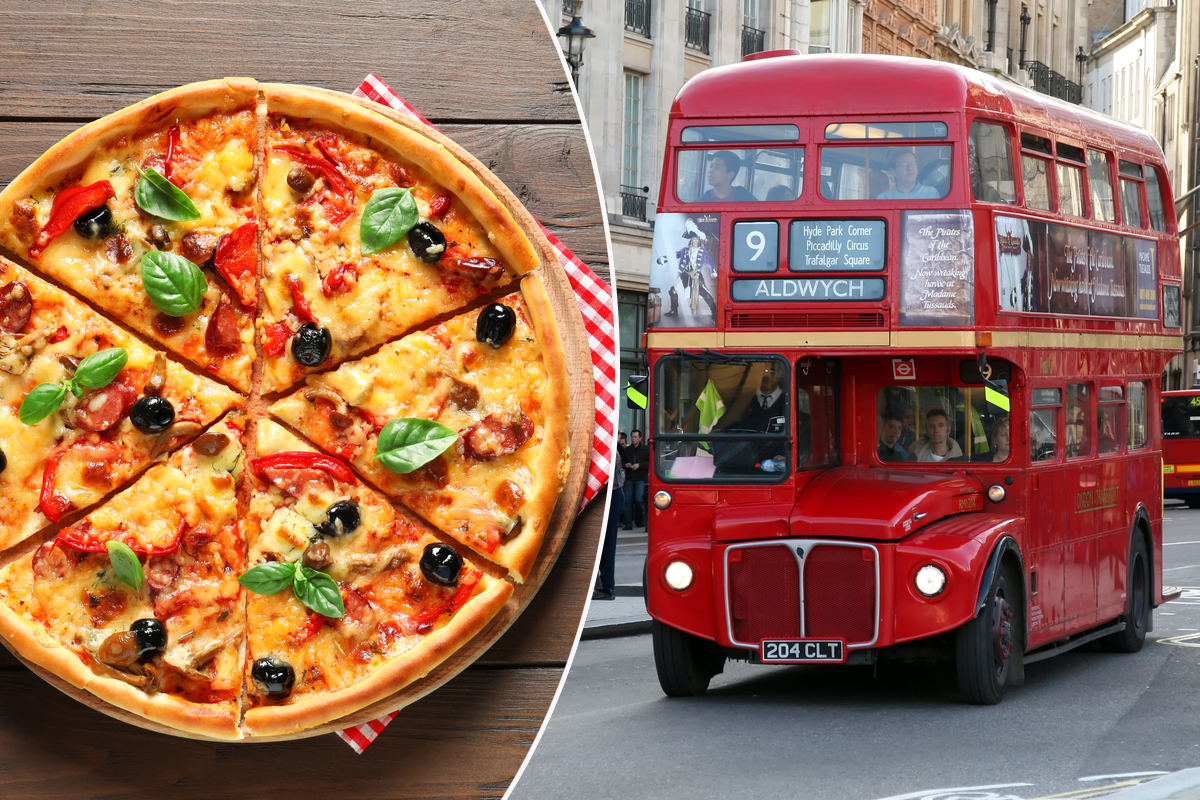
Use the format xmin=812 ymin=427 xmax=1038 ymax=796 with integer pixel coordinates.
xmin=335 ymin=75 xmax=617 ymax=753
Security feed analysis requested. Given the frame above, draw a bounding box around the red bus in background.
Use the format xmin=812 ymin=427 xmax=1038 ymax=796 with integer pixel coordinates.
xmin=643 ymin=53 xmax=1182 ymax=704
xmin=1162 ymin=389 xmax=1200 ymax=506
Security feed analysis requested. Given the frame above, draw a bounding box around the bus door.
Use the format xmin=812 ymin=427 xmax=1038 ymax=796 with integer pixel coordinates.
xmin=1094 ymin=384 xmax=1131 ymax=620
xmin=1027 ymin=387 xmax=1068 ymax=641
xmin=1063 ymin=382 xmax=1100 ymax=628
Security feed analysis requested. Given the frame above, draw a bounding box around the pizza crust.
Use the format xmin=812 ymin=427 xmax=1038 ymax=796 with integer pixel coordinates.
xmin=242 ymin=578 xmax=513 ymax=738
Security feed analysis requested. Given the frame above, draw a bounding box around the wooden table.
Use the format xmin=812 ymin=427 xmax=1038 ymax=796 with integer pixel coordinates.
xmin=0 ymin=3 xmax=607 ymax=797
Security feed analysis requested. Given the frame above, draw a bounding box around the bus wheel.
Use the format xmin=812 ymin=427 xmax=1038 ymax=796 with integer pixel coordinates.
xmin=955 ymin=564 xmax=1016 ymax=705
xmin=1101 ymin=535 xmax=1150 ymax=653
xmin=652 ymin=620 xmax=725 ymax=697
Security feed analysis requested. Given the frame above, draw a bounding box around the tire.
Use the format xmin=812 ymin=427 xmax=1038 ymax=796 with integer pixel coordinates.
xmin=1185 ymin=497 xmax=1200 ymax=509
xmin=956 ymin=563 xmax=1018 ymax=705
xmin=652 ymin=620 xmax=725 ymax=697
xmin=1101 ymin=535 xmax=1150 ymax=653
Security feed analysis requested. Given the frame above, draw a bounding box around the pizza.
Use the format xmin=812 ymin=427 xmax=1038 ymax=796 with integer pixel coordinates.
xmin=0 ymin=256 xmax=242 ymax=551
xmin=270 ymin=279 xmax=570 ymax=582
xmin=0 ymin=79 xmax=579 ymax=739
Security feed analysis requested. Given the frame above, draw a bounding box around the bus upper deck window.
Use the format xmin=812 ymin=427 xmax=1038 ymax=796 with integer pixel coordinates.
xmin=1120 ymin=177 xmax=1145 ymax=228
xmin=1056 ymin=162 xmax=1085 ymax=217
xmin=1145 ymin=168 xmax=1167 ymax=231
xmin=1021 ymin=155 xmax=1051 ymax=210
xmin=1087 ymin=150 xmax=1116 ymax=222
xmin=819 ymin=144 xmax=951 ymax=201
xmin=968 ymin=121 xmax=1015 ymax=204
xmin=676 ymin=147 xmax=804 ymax=204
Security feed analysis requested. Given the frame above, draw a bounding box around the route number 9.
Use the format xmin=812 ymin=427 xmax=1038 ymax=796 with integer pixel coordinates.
xmin=745 ymin=230 xmax=766 ymax=261
xmin=732 ymin=221 xmax=778 ymax=273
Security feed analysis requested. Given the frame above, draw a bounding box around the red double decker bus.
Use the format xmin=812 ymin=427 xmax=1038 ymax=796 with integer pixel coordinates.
xmin=643 ymin=53 xmax=1182 ymax=704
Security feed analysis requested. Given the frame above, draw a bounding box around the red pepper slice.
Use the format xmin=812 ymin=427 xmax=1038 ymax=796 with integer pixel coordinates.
xmin=285 ymin=274 xmax=316 ymax=323
xmin=313 ymin=135 xmax=348 ymax=169
xmin=295 ymin=611 xmax=328 ymax=643
xmin=213 ymin=222 xmax=258 ymax=308
xmin=56 ymin=517 xmax=184 ymax=557
xmin=48 ymin=326 xmax=70 ymax=344
xmin=273 ymin=146 xmax=351 ymax=196
xmin=262 ymin=321 xmax=292 ymax=357
xmin=39 ymin=450 xmax=75 ymax=524
xmin=32 ymin=180 xmax=116 ymax=256
xmin=320 ymin=262 xmax=358 ymax=297
xmin=410 ymin=570 xmax=482 ymax=631
xmin=429 ymin=192 xmax=452 ymax=219
xmin=251 ymin=451 xmax=355 ymax=484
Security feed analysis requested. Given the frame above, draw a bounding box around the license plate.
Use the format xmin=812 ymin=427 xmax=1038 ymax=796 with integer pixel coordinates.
xmin=760 ymin=639 xmax=846 ymax=664
xmin=1189 ymin=480 xmax=1200 ymax=486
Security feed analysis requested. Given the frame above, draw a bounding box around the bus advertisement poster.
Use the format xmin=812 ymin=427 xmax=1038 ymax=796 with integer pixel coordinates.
xmin=994 ymin=214 xmax=1158 ymax=319
xmin=898 ymin=210 xmax=975 ymax=327
xmin=649 ymin=212 xmax=720 ymax=328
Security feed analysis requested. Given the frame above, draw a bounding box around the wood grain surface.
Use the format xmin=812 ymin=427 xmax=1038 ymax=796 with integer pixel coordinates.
xmin=0 ymin=0 xmax=610 ymax=796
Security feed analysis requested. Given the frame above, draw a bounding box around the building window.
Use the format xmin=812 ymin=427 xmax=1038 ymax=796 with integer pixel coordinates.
xmin=622 ymin=73 xmax=646 ymax=221
xmin=742 ymin=0 xmax=765 ymax=57
xmin=625 ymin=0 xmax=651 ymax=38
xmin=809 ymin=0 xmax=830 ymax=53
xmin=685 ymin=0 xmax=711 ymax=54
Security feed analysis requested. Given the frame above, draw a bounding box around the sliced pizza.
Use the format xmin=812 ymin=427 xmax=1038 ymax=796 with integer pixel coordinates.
xmin=0 ymin=79 xmax=260 ymax=392
xmin=269 ymin=277 xmax=570 ymax=582
xmin=0 ymin=257 xmax=242 ymax=551
xmin=0 ymin=412 xmax=247 ymax=739
xmin=257 ymin=85 xmax=541 ymax=393
xmin=240 ymin=420 xmax=512 ymax=736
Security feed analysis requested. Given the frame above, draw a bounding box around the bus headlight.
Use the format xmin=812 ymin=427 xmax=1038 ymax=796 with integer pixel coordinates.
xmin=664 ymin=561 xmax=694 ymax=591
xmin=987 ymin=485 xmax=1006 ymax=503
xmin=653 ymin=490 xmax=673 ymax=510
xmin=915 ymin=565 xmax=947 ymax=597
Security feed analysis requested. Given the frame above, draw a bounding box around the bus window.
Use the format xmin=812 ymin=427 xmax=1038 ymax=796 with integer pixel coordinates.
xmin=1145 ymin=168 xmax=1167 ymax=231
xmin=1128 ymin=382 xmax=1148 ymax=449
xmin=796 ymin=358 xmax=838 ymax=468
xmin=875 ymin=385 xmax=1000 ymax=464
xmin=1021 ymin=154 xmax=1051 ymax=210
xmin=1097 ymin=385 xmax=1124 ymax=454
xmin=820 ymin=145 xmax=951 ymax=200
xmin=1087 ymin=150 xmax=1116 ymax=222
xmin=1162 ymin=394 xmax=1200 ymax=438
xmin=1031 ymin=387 xmax=1061 ymax=462
xmin=653 ymin=355 xmax=792 ymax=482
xmin=1066 ymin=383 xmax=1091 ymax=458
xmin=1120 ymin=178 xmax=1145 ymax=228
xmin=675 ymin=147 xmax=803 ymax=203
xmin=1056 ymin=162 xmax=1085 ymax=217
xmin=968 ymin=120 xmax=1016 ymax=203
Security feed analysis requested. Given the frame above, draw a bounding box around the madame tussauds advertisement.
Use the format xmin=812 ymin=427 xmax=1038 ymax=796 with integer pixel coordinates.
xmin=649 ymin=212 xmax=720 ymax=328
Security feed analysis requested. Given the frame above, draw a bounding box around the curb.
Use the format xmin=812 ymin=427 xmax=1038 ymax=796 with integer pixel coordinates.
xmin=581 ymin=620 xmax=653 ymax=640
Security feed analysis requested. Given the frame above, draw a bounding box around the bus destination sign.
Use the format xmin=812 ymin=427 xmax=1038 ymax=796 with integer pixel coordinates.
xmin=787 ymin=219 xmax=885 ymax=272
xmin=731 ymin=277 xmax=886 ymax=302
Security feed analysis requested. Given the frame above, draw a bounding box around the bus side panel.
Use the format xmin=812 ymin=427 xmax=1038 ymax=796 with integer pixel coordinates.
xmin=646 ymin=540 xmax=719 ymax=642
xmin=1027 ymin=466 xmax=1070 ymax=638
xmin=1164 ymin=438 xmax=1200 ymax=499
xmin=1092 ymin=455 xmax=1127 ymax=622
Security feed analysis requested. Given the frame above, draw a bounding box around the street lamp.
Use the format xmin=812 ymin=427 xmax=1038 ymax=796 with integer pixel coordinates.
xmin=557 ymin=0 xmax=595 ymax=89
xmin=1076 ymin=46 xmax=1087 ymax=86
xmin=1019 ymin=5 xmax=1031 ymax=67
xmin=984 ymin=0 xmax=997 ymax=53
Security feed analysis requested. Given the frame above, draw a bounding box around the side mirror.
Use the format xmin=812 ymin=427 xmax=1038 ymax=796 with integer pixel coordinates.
xmin=626 ymin=376 xmax=648 ymax=410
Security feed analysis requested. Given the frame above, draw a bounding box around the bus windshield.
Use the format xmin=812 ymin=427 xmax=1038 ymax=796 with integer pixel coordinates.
xmin=1163 ymin=395 xmax=1200 ymax=438
xmin=876 ymin=384 xmax=1009 ymax=464
xmin=820 ymin=144 xmax=952 ymax=201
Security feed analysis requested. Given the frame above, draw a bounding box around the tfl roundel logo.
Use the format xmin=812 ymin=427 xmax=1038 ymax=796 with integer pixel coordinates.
xmin=892 ymin=358 xmax=916 ymax=380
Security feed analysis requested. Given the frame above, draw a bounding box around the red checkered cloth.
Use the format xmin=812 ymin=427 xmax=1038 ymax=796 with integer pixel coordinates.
xmin=334 ymin=75 xmax=617 ymax=753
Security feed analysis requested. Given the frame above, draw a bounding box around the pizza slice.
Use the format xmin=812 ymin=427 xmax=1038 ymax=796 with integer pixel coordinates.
xmin=0 ymin=257 xmax=242 ymax=551
xmin=257 ymin=85 xmax=542 ymax=393
xmin=0 ymin=413 xmax=247 ymax=740
xmin=240 ymin=420 xmax=512 ymax=736
xmin=0 ymin=79 xmax=259 ymax=392
xmin=269 ymin=277 xmax=570 ymax=582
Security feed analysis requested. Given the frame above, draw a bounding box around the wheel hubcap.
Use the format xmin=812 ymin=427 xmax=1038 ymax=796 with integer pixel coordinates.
xmin=991 ymin=591 xmax=1013 ymax=673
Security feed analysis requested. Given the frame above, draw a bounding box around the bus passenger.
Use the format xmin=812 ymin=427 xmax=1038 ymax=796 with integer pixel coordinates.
xmin=701 ymin=151 xmax=757 ymax=202
xmin=877 ymin=410 xmax=909 ymax=462
xmin=984 ymin=417 xmax=1011 ymax=462
xmin=766 ymin=183 xmax=795 ymax=202
xmin=877 ymin=150 xmax=940 ymax=199
xmin=899 ymin=404 xmax=917 ymax=448
xmin=912 ymin=408 xmax=964 ymax=462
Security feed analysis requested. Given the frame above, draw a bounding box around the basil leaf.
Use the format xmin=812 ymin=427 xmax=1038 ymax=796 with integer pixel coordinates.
xmin=18 ymin=383 xmax=66 ymax=425
xmin=373 ymin=418 xmax=458 ymax=474
xmin=360 ymin=187 xmax=418 ymax=255
xmin=141 ymin=251 xmax=208 ymax=317
xmin=73 ymin=347 xmax=128 ymax=390
xmin=239 ymin=562 xmax=299 ymax=596
xmin=294 ymin=566 xmax=345 ymax=618
xmin=106 ymin=541 xmax=143 ymax=593
xmin=134 ymin=166 xmax=201 ymax=221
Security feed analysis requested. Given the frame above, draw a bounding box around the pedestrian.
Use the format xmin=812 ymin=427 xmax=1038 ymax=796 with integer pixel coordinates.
xmin=615 ymin=432 xmax=632 ymax=529
xmin=594 ymin=457 xmax=624 ymax=601
xmin=626 ymin=429 xmax=649 ymax=528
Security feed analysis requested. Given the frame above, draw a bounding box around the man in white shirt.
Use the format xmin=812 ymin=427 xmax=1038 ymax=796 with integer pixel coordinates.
xmin=913 ymin=408 xmax=963 ymax=462
xmin=877 ymin=150 xmax=940 ymax=199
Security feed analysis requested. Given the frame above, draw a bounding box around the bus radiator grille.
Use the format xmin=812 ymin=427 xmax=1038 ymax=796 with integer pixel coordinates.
xmin=728 ymin=545 xmax=801 ymax=643
xmin=803 ymin=545 xmax=877 ymax=644
xmin=728 ymin=311 xmax=886 ymax=329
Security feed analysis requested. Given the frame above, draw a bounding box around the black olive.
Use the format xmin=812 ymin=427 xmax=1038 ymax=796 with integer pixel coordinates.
xmin=129 ymin=395 xmax=176 ymax=434
xmin=252 ymin=656 xmax=296 ymax=697
xmin=74 ymin=205 xmax=113 ymax=241
xmin=130 ymin=618 xmax=168 ymax=659
xmin=408 ymin=222 xmax=447 ymax=264
xmin=292 ymin=322 xmax=332 ymax=367
xmin=318 ymin=500 xmax=360 ymax=538
xmin=419 ymin=542 xmax=462 ymax=587
xmin=0 ymin=447 xmax=6 ymax=475
xmin=476 ymin=303 xmax=516 ymax=348
xmin=148 ymin=224 xmax=171 ymax=250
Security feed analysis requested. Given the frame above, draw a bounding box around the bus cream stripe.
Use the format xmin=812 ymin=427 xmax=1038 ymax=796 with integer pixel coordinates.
xmin=648 ymin=330 xmax=1181 ymax=350
xmin=723 ymin=331 xmax=889 ymax=347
